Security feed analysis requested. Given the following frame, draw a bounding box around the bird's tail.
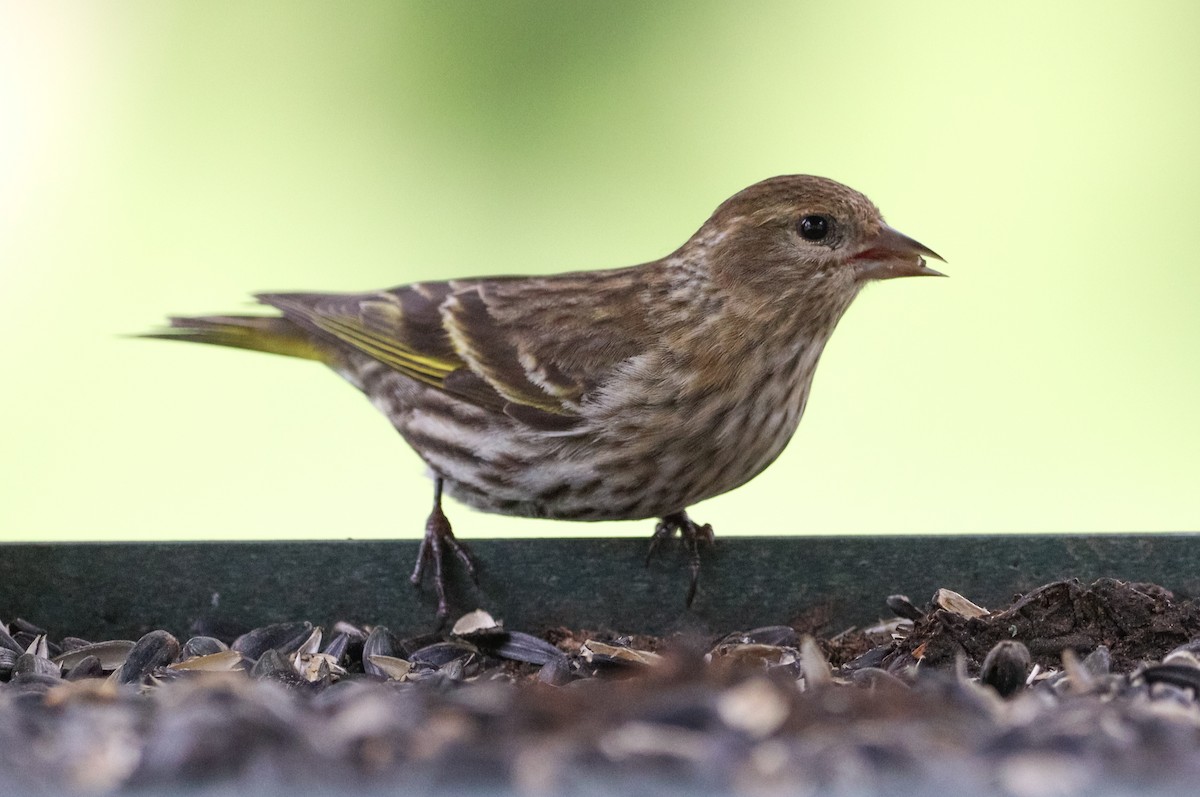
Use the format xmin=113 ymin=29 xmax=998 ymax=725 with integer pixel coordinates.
xmin=140 ymin=315 xmax=330 ymax=363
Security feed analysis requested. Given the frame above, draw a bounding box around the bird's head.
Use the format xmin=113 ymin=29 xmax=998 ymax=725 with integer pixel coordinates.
xmin=693 ymin=175 xmax=944 ymax=313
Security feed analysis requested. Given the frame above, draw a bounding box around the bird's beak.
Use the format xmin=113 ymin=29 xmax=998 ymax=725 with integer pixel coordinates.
xmin=851 ymin=223 xmax=946 ymax=281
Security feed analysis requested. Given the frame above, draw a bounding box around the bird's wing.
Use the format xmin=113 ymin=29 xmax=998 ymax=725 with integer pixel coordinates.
xmin=257 ymin=268 xmax=652 ymax=430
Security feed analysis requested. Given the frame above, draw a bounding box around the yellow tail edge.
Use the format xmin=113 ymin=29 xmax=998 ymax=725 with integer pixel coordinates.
xmin=139 ymin=315 xmax=329 ymax=363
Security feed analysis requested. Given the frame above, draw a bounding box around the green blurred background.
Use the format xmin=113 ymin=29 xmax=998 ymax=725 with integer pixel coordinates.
xmin=2 ymin=1 xmax=1198 ymax=542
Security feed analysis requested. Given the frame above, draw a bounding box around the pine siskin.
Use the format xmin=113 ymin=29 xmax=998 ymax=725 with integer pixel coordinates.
xmin=148 ymin=175 xmax=943 ymax=615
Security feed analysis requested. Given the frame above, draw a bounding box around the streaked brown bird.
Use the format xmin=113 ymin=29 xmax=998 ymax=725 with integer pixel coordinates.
xmin=148 ymin=175 xmax=943 ymax=616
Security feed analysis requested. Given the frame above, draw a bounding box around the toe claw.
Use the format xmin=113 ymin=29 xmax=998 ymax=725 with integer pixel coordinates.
xmin=410 ymin=535 xmax=431 ymax=585
xmin=645 ymin=519 xmax=671 ymax=567
xmin=448 ymin=538 xmax=480 ymax=585
xmin=410 ymin=478 xmax=477 ymax=616
xmin=646 ymin=511 xmax=714 ymax=608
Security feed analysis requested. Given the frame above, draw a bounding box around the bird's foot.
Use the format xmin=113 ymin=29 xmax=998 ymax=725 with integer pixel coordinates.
xmin=646 ymin=510 xmax=714 ymax=608
xmin=410 ymin=502 xmax=479 ymax=618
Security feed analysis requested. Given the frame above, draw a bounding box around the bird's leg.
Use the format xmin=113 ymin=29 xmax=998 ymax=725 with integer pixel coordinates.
xmin=645 ymin=510 xmax=715 ymax=608
xmin=410 ymin=477 xmax=479 ymax=617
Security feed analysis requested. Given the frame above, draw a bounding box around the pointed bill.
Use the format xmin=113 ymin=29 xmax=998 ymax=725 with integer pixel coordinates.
xmin=852 ymin=223 xmax=946 ymax=280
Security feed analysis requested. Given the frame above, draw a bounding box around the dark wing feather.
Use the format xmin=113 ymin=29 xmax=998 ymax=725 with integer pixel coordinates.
xmin=257 ymin=281 xmax=489 ymax=394
xmin=257 ymin=266 xmax=652 ymax=428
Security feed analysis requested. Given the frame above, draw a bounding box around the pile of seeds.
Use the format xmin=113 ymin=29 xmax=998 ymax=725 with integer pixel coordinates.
xmin=3 ymin=578 xmax=1200 ymax=797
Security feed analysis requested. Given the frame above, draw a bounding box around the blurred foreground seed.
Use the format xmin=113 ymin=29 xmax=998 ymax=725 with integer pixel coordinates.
xmin=980 ymin=640 xmax=1031 ymax=697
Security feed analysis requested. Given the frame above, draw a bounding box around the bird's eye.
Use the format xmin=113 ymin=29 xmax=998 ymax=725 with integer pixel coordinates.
xmin=797 ymin=215 xmax=831 ymax=242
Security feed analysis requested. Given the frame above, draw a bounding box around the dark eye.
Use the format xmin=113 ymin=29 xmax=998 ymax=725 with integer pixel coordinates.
xmin=798 ymin=215 xmax=831 ymax=242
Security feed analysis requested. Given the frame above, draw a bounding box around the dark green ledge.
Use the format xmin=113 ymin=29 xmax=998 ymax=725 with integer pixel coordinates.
xmin=1 ymin=534 xmax=1198 ymax=640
